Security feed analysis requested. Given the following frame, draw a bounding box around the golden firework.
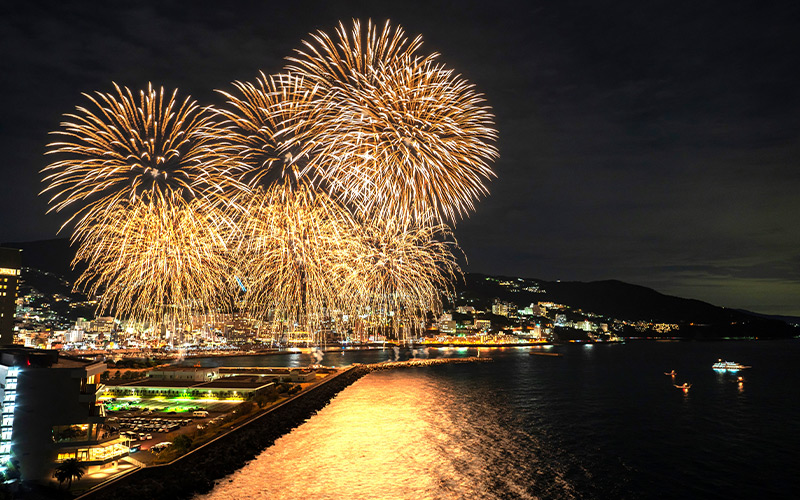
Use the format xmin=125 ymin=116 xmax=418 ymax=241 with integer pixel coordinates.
xmin=43 ymin=83 xmax=244 ymax=327
xmin=42 ymin=20 xmax=499 ymax=342
xmin=72 ymin=197 xmax=234 ymax=327
xmin=212 ymin=72 xmax=322 ymax=190
xmin=347 ymin=213 xmax=462 ymax=340
xmin=43 ymin=82 xmax=243 ymax=230
xmin=287 ymin=19 xmax=499 ymax=224
xmin=233 ymin=178 xmax=359 ymax=342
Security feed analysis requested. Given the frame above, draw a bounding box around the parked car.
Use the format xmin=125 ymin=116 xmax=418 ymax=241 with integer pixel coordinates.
xmin=150 ymin=442 xmax=172 ymax=453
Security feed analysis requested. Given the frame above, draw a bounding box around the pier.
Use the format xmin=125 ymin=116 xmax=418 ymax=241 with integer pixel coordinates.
xmin=363 ymin=356 xmax=492 ymax=370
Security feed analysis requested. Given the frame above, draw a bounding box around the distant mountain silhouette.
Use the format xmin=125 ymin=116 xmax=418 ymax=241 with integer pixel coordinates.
xmin=734 ymin=309 xmax=800 ymax=327
xmin=459 ymin=274 xmax=797 ymax=339
xmin=1 ymin=238 xmax=83 ymax=282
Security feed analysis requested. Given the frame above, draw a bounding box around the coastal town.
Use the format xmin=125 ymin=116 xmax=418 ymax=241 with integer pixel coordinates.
xmin=12 ymin=265 xmax=688 ymax=357
xmin=0 ymin=252 xmax=682 ymax=497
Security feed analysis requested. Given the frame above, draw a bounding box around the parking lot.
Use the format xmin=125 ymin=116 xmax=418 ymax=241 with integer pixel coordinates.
xmin=114 ymin=415 xmax=192 ymax=442
xmin=106 ymin=405 xmax=231 ymax=459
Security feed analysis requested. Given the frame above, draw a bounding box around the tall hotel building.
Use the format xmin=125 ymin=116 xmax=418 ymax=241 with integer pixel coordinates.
xmin=0 ymin=247 xmax=21 ymax=346
xmin=0 ymin=347 xmax=129 ymax=482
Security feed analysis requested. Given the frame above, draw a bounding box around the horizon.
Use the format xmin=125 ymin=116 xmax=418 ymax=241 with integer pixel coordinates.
xmin=3 ymin=236 xmax=800 ymax=320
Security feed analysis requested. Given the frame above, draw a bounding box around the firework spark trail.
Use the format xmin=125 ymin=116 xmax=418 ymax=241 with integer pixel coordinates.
xmin=42 ymin=21 xmax=498 ymax=339
xmin=345 ymin=213 xmax=462 ymax=340
xmin=72 ymin=197 xmax=234 ymax=327
xmin=42 ymin=83 xmax=245 ymax=326
xmin=286 ymin=19 xmax=499 ymax=225
xmin=233 ymin=179 xmax=360 ymax=342
xmin=215 ymin=73 xmax=361 ymax=342
xmin=216 ymin=67 xmax=466 ymax=343
xmin=212 ymin=72 xmax=322 ymax=191
xmin=43 ymin=83 xmax=244 ymax=228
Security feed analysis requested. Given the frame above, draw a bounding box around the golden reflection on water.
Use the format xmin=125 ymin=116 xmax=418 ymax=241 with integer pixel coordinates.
xmin=197 ymin=370 xmax=542 ymax=500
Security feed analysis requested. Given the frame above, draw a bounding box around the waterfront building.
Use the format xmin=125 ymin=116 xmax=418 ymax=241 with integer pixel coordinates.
xmin=64 ymin=329 xmax=84 ymax=343
xmin=89 ymin=316 xmax=117 ymax=334
xmin=0 ymin=248 xmax=22 ymax=346
xmin=474 ymin=319 xmax=491 ymax=331
xmin=103 ymin=375 xmax=276 ymax=401
xmin=492 ymin=300 xmax=510 ymax=317
xmin=219 ymin=368 xmax=318 ymax=383
xmin=439 ymin=320 xmax=457 ymax=334
xmin=0 ymin=346 xmax=128 ymax=482
xmin=147 ymin=366 xmax=219 ymax=382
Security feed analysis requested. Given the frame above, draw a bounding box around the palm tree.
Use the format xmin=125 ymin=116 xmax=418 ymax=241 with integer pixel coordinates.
xmin=53 ymin=458 xmax=86 ymax=489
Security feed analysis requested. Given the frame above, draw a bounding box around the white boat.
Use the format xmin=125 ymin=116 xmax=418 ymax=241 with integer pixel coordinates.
xmin=712 ymin=359 xmax=750 ymax=371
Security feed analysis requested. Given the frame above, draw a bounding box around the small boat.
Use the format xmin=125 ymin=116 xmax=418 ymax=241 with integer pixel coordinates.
xmin=674 ymin=382 xmax=692 ymax=390
xmin=664 ymin=370 xmax=676 ymax=376
xmin=712 ymin=359 xmax=751 ymax=371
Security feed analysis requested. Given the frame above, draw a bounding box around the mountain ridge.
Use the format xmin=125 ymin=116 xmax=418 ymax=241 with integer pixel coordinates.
xmin=457 ymin=273 xmax=796 ymax=338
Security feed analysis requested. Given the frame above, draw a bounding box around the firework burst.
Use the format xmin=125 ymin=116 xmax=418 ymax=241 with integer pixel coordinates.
xmin=72 ymin=197 xmax=234 ymax=327
xmin=42 ymin=82 xmax=243 ymax=230
xmin=42 ymin=21 xmax=498 ymax=341
xmin=212 ymin=72 xmax=322 ymax=190
xmin=43 ymin=83 xmax=244 ymax=326
xmin=233 ymin=178 xmax=359 ymax=342
xmin=287 ymin=19 xmax=499 ymax=224
xmin=347 ymin=213 xmax=462 ymax=340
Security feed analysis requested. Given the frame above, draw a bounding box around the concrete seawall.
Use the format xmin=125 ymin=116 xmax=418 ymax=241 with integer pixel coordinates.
xmin=77 ymin=357 xmax=489 ymax=500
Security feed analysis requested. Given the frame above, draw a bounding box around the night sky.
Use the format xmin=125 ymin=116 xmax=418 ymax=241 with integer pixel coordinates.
xmin=2 ymin=1 xmax=799 ymax=315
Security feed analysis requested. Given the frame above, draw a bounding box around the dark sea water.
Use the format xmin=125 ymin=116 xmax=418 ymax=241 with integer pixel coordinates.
xmin=194 ymin=341 xmax=800 ymax=499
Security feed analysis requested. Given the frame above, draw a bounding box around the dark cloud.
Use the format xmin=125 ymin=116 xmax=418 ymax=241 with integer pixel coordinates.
xmin=2 ymin=0 xmax=799 ymax=314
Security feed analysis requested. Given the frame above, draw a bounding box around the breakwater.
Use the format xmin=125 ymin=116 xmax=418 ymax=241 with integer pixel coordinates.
xmin=363 ymin=356 xmax=492 ymax=370
xmin=76 ymin=357 xmax=489 ymax=500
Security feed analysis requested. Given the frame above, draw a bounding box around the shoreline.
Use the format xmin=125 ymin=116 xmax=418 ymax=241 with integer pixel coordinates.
xmin=74 ymin=357 xmax=489 ymax=500
xmin=63 ymin=336 xmax=800 ymax=362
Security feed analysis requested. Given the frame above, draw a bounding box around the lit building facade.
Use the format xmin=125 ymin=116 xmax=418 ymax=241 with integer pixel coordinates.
xmin=474 ymin=319 xmax=492 ymax=331
xmin=147 ymin=366 xmax=219 ymax=382
xmin=0 ymin=248 xmax=22 ymax=346
xmin=0 ymin=347 xmax=128 ymax=482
